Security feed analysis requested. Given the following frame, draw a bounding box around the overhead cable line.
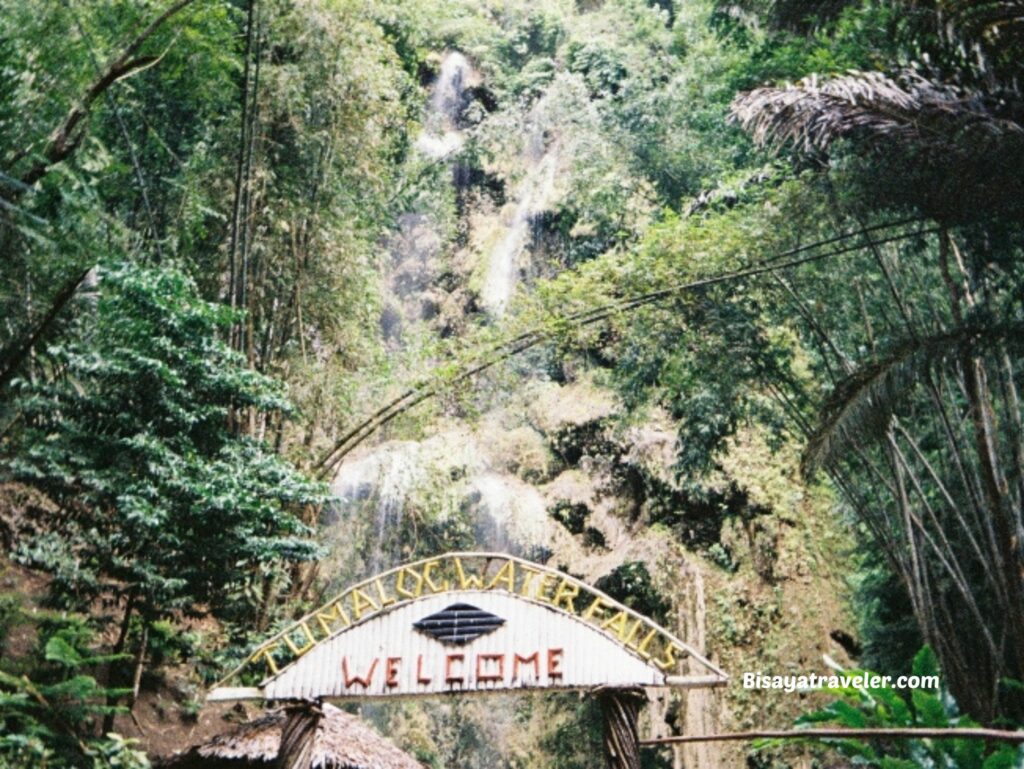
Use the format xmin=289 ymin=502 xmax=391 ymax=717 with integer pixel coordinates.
xmin=315 ymin=219 xmax=934 ymax=477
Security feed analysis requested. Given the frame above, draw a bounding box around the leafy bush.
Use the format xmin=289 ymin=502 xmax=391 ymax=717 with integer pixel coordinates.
xmin=566 ymin=40 xmax=628 ymax=97
xmin=594 ymin=561 xmax=670 ymax=623
xmin=778 ymin=648 xmax=1024 ymax=769
xmin=0 ymin=617 xmax=148 ymax=768
xmin=550 ymin=500 xmax=590 ymax=534
xmin=6 ymin=262 xmax=325 ymax=628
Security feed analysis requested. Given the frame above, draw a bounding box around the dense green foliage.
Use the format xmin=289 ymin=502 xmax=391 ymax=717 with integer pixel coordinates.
xmin=514 ymin=0 xmax=1024 ymax=727
xmin=1 ymin=0 xmax=1022 ymax=765
xmin=786 ymin=648 xmax=1024 ymax=769
xmin=9 ymin=263 xmax=324 ymax=625
xmin=0 ymin=614 xmax=148 ymax=768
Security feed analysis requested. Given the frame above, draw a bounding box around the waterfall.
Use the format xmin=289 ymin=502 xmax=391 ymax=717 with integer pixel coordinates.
xmin=430 ymin=52 xmax=472 ymax=129
xmin=415 ymin=51 xmax=473 ymax=160
xmin=381 ymin=52 xmax=476 ymax=346
xmin=330 ymin=442 xmax=421 ymax=574
xmin=468 ymin=472 xmax=551 ymax=555
xmin=328 ymin=51 xmax=565 ymax=579
xmin=480 ymin=115 xmax=560 ymax=316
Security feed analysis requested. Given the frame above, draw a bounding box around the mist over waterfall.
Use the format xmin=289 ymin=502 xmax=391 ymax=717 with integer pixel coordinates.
xmin=330 ymin=442 xmax=419 ymax=574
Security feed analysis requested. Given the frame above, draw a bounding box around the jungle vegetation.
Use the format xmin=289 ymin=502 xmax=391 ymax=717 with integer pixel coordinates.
xmin=0 ymin=0 xmax=1022 ymax=766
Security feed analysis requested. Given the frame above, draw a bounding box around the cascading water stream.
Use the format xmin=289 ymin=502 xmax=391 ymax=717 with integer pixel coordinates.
xmin=480 ymin=119 xmax=560 ymax=316
xmin=331 ymin=443 xmax=420 ymax=574
xmin=329 ymin=54 xmax=478 ymax=576
xmin=415 ymin=51 xmax=472 ymax=160
xmin=480 ymin=151 xmax=559 ymax=315
xmin=327 ymin=51 xmax=562 ymax=579
xmin=381 ymin=52 xmax=478 ymax=348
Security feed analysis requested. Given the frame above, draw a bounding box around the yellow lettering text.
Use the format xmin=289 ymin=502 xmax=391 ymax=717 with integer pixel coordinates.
xmin=552 ymin=579 xmax=580 ymax=613
xmin=374 ymin=578 xmax=397 ymax=607
xmin=351 ymin=588 xmax=379 ymax=620
xmin=454 ymin=557 xmax=485 ymax=589
xmin=487 ymin=560 xmax=516 ymax=592
xmin=601 ymin=610 xmax=630 ymax=640
xmin=253 ymin=643 xmax=281 ymax=675
xmin=315 ymin=601 xmax=351 ymax=637
xmin=283 ymin=622 xmax=317 ymax=657
xmin=534 ymin=572 xmax=557 ymax=602
xmin=395 ymin=567 xmax=424 ymax=598
xmin=654 ymin=642 xmax=688 ymax=671
xmin=422 ymin=560 xmax=449 ymax=593
xmin=635 ymin=628 xmax=659 ymax=659
xmin=584 ymin=597 xmax=608 ymax=621
xmin=634 ymin=626 xmax=659 ymax=659
xmin=519 ymin=566 xmax=541 ymax=596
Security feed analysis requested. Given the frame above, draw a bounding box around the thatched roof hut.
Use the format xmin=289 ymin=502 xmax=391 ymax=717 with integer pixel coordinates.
xmin=159 ymin=703 xmax=423 ymax=769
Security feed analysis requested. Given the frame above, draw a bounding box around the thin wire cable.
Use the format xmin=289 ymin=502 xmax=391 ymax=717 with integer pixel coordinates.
xmin=315 ymin=219 xmax=925 ymax=472
xmin=316 ymin=222 xmax=936 ymax=475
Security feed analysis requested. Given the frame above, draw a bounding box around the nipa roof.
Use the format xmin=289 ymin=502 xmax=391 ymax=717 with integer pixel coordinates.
xmin=160 ymin=703 xmax=423 ymax=769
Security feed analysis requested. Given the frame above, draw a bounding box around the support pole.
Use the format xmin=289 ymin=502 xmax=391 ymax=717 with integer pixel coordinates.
xmin=598 ymin=688 xmax=646 ymax=769
xmin=275 ymin=701 xmax=323 ymax=769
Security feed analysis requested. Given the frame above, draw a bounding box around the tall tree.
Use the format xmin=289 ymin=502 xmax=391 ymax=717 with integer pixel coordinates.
xmin=5 ymin=262 xmax=324 ymax=710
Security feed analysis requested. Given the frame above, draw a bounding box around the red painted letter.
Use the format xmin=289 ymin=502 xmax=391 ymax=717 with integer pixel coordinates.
xmin=476 ymin=653 xmax=505 ymax=683
xmin=445 ymin=653 xmax=465 ymax=685
xmin=416 ymin=654 xmax=432 ymax=684
xmin=385 ymin=657 xmax=401 ymax=688
xmin=513 ymin=652 xmax=539 ymax=680
xmin=342 ymin=657 xmax=379 ymax=688
xmin=547 ymin=648 xmax=564 ymax=680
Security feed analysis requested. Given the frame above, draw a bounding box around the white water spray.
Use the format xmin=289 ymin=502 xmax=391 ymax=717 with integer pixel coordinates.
xmin=415 ymin=52 xmax=474 ymax=160
xmin=479 ymin=103 xmax=560 ymax=316
xmin=480 ymin=144 xmax=559 ymax=315
xmin=331 ymin=442 xmax=422 ymax=573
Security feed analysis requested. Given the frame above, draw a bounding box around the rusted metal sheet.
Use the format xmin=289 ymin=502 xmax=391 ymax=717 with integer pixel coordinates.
xmin=262 ymin=592 xmax=666 ymax=700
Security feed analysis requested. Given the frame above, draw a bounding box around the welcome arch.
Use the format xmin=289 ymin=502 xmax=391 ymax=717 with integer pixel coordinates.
xmin=211 ymin=552 xmax=726 ymax=701
xmin=208 ymin=553 xmax=727 ymax=769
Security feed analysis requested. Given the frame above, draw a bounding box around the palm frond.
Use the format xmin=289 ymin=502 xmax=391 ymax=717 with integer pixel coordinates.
xmin=936 ymin=0 xmax=1024 ymax=72
xmin=730 ymin=70 xmax=1023 ymax=154
xmin=802 ymin=319 xmax=1024 ymax=475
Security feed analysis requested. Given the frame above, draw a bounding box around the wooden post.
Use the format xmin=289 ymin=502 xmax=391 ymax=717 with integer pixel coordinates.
xmin=598 ymin=688 xmax=646 ymax=769
xmin=275 ymin=701 xmax=323 ymax=769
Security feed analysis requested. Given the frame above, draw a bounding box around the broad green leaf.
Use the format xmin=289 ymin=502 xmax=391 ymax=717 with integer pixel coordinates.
xmin=44 ymin=636 xmax=83 ymax=667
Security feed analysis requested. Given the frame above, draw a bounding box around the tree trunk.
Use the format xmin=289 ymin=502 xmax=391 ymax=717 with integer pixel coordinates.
xmin=275 ymin=702 xmax=323 ymax=769
xmin=598 ymin=689 xmax=646 ymax=769
xmin=13 ymin=0 xmax=197 ymax=191
xmin=130 ymin=623 xmax=149 ymax=706
xmin=102 ymin=590 xmax=137 ymax=733
xmin=0 ymin=267 xmax=93 ymax=392
xmin=938 ymin=228 xmax=1024 ymax=720
xmin=227 ymin=0 xmax=255 ymax=315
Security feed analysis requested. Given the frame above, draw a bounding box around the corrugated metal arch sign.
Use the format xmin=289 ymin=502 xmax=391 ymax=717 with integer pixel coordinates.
xmin=209 ymin=553 xmax=727 ymax=702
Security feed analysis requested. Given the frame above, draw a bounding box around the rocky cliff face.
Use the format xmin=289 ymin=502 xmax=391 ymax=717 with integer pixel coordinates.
xmin=322 ymin=51 xmax=856 ymax=769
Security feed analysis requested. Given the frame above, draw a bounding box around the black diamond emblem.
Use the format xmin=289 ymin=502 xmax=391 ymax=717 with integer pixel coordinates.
xmin=413 ymin=603 xmax=505 ymax=645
